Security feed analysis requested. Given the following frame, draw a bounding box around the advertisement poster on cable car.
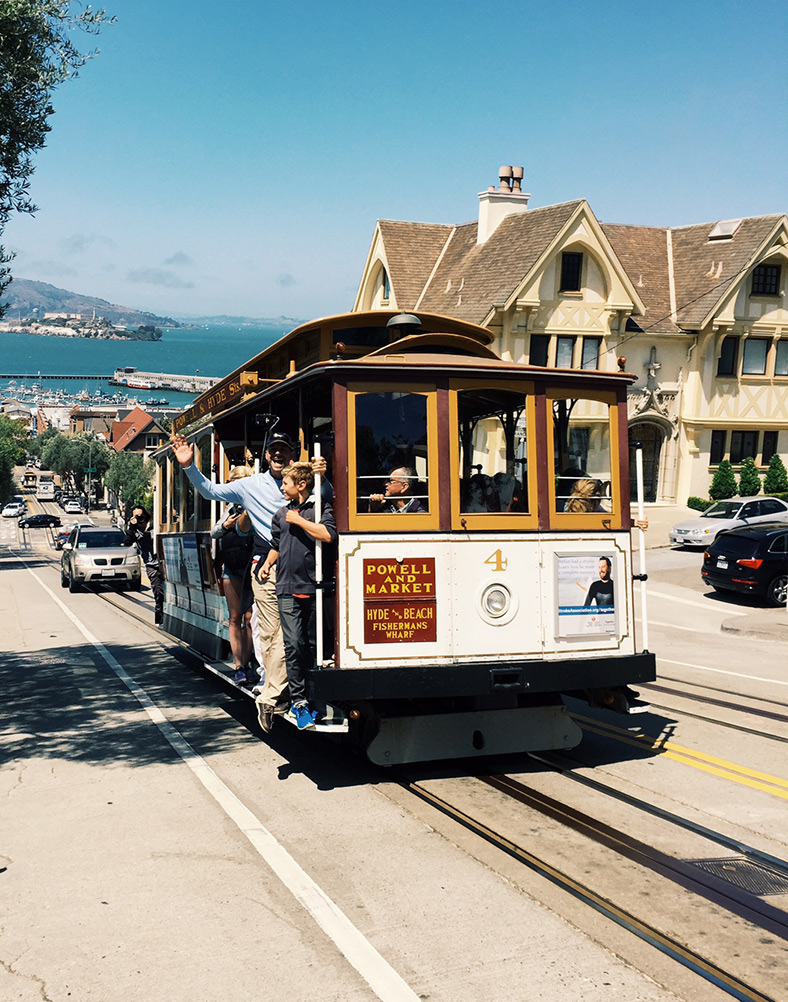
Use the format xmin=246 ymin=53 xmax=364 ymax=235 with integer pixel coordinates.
xmin=556 ymin=553 xmax=616 ymax=637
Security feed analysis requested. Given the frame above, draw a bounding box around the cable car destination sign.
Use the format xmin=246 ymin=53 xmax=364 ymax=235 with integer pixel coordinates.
xmin=363 ymin=557 xmax=437 ymax=643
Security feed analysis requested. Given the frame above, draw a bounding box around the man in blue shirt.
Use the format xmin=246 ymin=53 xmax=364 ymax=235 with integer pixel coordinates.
xmin=170 ymin=431 xmax=328 ymax=733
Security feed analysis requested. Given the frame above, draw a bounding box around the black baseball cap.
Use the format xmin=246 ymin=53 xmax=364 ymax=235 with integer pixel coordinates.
xmin=266 ymin=432 xmax=296 ymax=453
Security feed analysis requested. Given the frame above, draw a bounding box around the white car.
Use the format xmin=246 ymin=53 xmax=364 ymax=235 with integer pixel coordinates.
xmin=63 ymin=499 xmax=85 ymax=514
xmin=669 ymin=497 xmax=788 ymax=546
xmin=2 ymin=501 xmax=26 ymax=518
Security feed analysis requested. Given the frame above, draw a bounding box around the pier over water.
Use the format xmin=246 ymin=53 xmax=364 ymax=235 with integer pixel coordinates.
xmin=0 ymin=369 xmax=218 ymax=392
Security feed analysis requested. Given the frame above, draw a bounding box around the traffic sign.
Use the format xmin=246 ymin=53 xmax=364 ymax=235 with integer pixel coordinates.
xmin=84 ymin=467 xmax=97 ymax=473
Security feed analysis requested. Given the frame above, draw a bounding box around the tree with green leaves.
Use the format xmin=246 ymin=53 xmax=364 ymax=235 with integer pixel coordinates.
xmin=0 ymin=1 xmax=115 ymax=312
xmin=41 ymin=432 xmax=111 ymax=490
xmin=738 ymin=456 xmax=761 ymax=497
xmin=709 ymin=459 xmax=737 ymax=500
xmin=104 ymin=451 xmax=155 ymax=512
xmin=0 ymin=414 xmax=28 ymax=503
xmin=26 ymin=425 xmax=58 ymax=458
xmin=764 ymin=453 xmax=788 ymax=495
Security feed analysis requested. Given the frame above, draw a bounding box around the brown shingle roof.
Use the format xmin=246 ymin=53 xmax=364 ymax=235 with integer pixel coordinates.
xmin=408 ymin=201 xmax=584 ymax=323
xmin=377 ymin=220 xmax=454 ymax=310
xmin=669 ymin=215 xmax=784 ymax=327
xmin=601 ymin=224 xmax=678 ymax=333
xmin=111 ymin=406 xmax=155 ymax=452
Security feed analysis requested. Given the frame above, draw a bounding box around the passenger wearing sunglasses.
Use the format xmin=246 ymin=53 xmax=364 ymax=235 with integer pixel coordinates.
xmin=369 ymin=467 xmax=423 ymax=513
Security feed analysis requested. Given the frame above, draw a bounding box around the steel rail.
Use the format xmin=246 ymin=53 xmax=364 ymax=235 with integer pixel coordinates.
xmin=404 ymin=779 xmax=779 ymax=1002
xmin=643 ymin=682 xmax=788 ymax=726
xmin=528 ymin=751 xmax=788 ymax=875
xmin=480 ymin=773 xmax=788 ymax=940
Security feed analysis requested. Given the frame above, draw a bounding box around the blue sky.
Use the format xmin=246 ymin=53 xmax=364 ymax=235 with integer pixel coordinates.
xmin=4 ymin=0 xmax=787 ymax=320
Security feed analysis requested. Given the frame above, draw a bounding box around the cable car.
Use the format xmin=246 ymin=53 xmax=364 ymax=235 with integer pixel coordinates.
xmin=153 ymin=310 xmax=655 ymax=764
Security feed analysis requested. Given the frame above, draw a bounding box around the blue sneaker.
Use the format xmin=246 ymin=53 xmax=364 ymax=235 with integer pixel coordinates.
xmin=288 ymin=702 xmax=316 ymax=731
xmin=233 ymin=667 xmax=247 ymax=685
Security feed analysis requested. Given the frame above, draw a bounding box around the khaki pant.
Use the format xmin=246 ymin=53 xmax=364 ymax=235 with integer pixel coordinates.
xmin=251 ymin=563 xmax=288 ymax=709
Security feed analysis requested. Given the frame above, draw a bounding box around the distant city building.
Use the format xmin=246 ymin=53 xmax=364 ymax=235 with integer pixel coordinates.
xmin=110 ymin=406 xmax=169 ymax=455
xmin=354 ymin=167 xmax=788 ymax=502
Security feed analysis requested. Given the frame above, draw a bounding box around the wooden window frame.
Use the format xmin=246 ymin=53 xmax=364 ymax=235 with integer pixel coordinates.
xmin=448 ymin=379 xmax=538 ymax=531
xmin=346 ymin=382 xmax=440 ymax=532
xmin=750 ymin=263 xmax=781 ymax=297
xmin=560 ymin=251 xmax=583 ymax=293
xmin=546 ymin=388 xmax=623 ymax=529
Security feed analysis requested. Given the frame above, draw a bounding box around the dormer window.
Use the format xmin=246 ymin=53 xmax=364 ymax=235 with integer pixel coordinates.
xmin=751 ymin=263 xmax=781 ymax=297
xmin=381 ymin=267 xmax=391 ymax=301
xmin=559 ymin=252 xmax=583 ymax=292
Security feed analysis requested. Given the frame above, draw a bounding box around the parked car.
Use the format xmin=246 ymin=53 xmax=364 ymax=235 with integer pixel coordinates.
xmin=669 ymin=497 xmax=788 ymax=547
xmin=702 ymin=522 xmax=788 ymax=606
xmin=54 ymin=518 xmax=96 ymax=550
xmin=60 ymin=525 xmax=141 ymax=592
xmin=18 ymin=513 xmax=61 ymax=529
xmin=2 ymin=501 xmax=26 ymax=518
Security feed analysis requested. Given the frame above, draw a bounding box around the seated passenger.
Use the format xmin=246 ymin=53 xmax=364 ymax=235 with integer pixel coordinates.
xmin=565 ymin=478 xmax=602 ymax=513
xmin=555 ymin=466 xmax=586 ymax=512
xmin=492 ymin=472 xmax=525 ymax=512
xmin=369 ymin=467 xmax=423 ymax=513
xmin=462 ymin=473 xmax=498 ymax=513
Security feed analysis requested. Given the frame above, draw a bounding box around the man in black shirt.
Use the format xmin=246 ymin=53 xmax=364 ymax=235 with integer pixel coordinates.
xmin=584 ymin=556 xmax=614 ymax=608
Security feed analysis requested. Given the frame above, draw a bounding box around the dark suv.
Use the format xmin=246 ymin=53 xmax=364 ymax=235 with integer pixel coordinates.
xmin=702 ymin=522 xmax=788 ymax=606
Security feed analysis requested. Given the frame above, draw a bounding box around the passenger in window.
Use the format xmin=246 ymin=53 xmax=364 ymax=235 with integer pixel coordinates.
xmin=565 ymin=478 xmax=603 ymax=513
xmin=555 ymin=467 xmax=586 ymax=512
xmin=492 ymin=472 xmax=525 ymax=512
xmin=369 ymin=467 xmax=423 ymax=513
xmin=462 ymin=474 xmax=498 ymax=512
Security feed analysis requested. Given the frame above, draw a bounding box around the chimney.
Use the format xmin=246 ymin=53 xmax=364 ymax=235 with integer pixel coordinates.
xmin=477 ymin=165 xmax=530 ymax=244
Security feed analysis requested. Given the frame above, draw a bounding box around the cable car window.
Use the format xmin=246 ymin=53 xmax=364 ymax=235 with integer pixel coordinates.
xmin=457 ymin=388 xmax=529 ymax=514
xmin=354 ymin=392 xmax=429 ymax=514
xmin=553 ymin=395 xmax=613 ymax=514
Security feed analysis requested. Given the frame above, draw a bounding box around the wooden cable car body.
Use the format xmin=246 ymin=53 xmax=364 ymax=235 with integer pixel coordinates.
xmin=154 ymin=311 xmax=655 ymax=764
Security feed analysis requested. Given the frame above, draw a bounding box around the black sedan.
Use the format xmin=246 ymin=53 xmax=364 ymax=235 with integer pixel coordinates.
xmin=18 ymin=513 xmax=62 ymax=529
xmin=702 ymin=522 xmax=788 ymax=606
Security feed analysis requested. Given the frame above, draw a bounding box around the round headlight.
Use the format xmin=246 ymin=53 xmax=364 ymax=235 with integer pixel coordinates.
xmin=482 ymin=584 xmax=510 ymax=618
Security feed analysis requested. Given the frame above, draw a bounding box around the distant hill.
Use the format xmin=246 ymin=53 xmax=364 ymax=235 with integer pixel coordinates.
xmin=172 ymin=314 xmax=301 ymax=329
xmin=4 ymin=279 xmax=181 ymax=328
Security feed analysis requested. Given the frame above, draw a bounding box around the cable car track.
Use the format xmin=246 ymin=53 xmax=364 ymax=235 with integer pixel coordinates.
xmin=401 ymin=774 xmax=785 ymax=1002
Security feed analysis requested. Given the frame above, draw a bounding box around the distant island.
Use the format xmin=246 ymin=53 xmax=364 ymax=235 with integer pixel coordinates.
xmin=0 ymin=315 xmax=163 ymax=341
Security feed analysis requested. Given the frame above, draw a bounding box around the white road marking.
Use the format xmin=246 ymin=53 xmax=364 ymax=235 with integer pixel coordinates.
xmin=659 ymin=657 xmax=788 ymax=688
xmin=648 ymin=618 xmax=720 ymax=635
xmin=25 ymin=561 xmax=421 ymax=1002
xmin=647 ymin=588 xmax=748 ymax=616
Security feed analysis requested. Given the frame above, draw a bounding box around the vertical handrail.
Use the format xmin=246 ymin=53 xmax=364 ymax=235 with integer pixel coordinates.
xmin=635 ymin=446 xmax=649 ymax=653
xmin=313 ymin=443 xmax=324 ymax=666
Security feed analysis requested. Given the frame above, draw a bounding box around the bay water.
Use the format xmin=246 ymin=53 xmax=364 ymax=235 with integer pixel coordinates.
xmin=0 ymin=324 xmax=289 ymax=408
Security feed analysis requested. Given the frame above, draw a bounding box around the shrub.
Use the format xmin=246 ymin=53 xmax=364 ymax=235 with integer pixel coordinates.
xmin=709 ymin=459 xmax=737 ymax=500
xmin=764 ymin=453 xmax=788 ymax=495
xmin=738 ymin=456 xmax=761 ymax=497
xmin=686 ymin=496 xmax=713 ymax=512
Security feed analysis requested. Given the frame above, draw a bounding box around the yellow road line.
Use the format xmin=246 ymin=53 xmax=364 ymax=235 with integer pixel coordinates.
xmin=574 ymin=715 xmax=788 ymax=799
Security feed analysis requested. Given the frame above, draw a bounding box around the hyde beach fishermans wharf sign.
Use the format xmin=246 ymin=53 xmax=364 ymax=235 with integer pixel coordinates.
xmin=363 ymin=558 xmax=437 ymax=643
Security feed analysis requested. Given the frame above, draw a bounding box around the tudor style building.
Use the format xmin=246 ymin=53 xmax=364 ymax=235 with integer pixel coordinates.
xmin=353 ymin=167 xmax=788 ymax=503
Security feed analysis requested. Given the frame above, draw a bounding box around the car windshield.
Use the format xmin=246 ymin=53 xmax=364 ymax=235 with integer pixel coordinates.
xmin=77 ymin=531 xmax=126 ymax=549
xmin=702 ymin=502 xmax=741 ymax=519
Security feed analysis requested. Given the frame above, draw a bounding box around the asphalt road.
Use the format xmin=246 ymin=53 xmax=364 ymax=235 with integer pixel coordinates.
xmin=1 ymin=512 xmax=786 ymax=1002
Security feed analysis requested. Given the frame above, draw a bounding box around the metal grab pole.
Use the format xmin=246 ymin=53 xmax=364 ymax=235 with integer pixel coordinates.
xmin=635 ymin=446 xmax=649 ymax=653
xmin=313 ymin=443 xmax=324 ymax=666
